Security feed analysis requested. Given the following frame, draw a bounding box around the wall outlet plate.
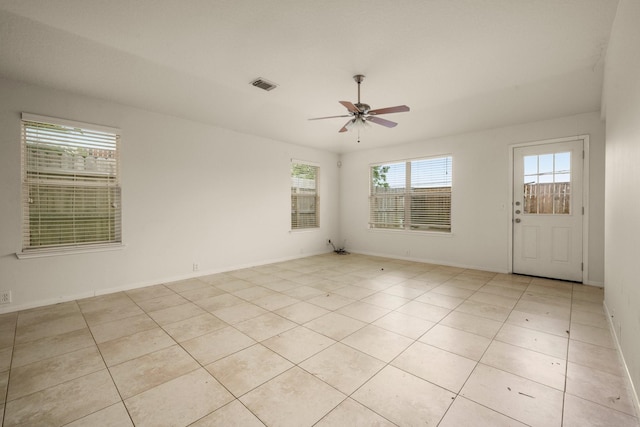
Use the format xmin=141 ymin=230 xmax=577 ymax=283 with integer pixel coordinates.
xmin=0 ymin=291 xmax=11 ymax=304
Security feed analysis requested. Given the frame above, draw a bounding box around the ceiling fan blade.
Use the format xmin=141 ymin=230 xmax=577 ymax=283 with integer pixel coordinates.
xmin=339 ymin=101 xmax=360 ymax=113
xmin=339 ymin=119 xmax=352 ymax=133
xmin=367 ymin=116 xmax=398 ymax=128
xmin=368 ymin=105 xmax=410 ymax=115
xmin=308 ymin=114 xmax=351 ymax=121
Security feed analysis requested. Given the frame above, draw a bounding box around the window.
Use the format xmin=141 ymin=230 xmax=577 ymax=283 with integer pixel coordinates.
xmin=523 ymin=152 xmax=571 ymax=215
xmin=370 ymin=155 xmax=452 ymax=232
xmin=21 ymin=113 xmax=121 ymax=253
xmin=291 ymin=161 xmax=319 ymax=229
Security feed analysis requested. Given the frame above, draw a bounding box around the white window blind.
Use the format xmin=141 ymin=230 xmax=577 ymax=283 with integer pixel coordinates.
xmin=370 ymin=155 xmax=452 ymax=232
xmin=291 ymin=161 xmax=319 ymax=229
xmin=21 ymin=114 xmax=122 ymax=252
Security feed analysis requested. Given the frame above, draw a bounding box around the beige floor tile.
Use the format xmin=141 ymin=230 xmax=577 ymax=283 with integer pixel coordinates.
xmin=147 ymin=301 xmax=206 ymax=326
xmin=17 ymin=301 xmax=80 ymax=328
xmin=527 ymin=283 xmax=573 ymax=299
xmin=275 ymin=301 xmax=330 ymax=324
xmin=262 ymin=326 xmax=335 ymax=364
xmin=0 ymin=347 xmax=11 ymax=372
xmin=373 ymin=311 xmax=435 ymax=339
xmin=336 ymin=301 xmax=391 ymax=323
xmin=415 ymin=291 xmax=465 ymax=309
xmin=11 ymin=327 xmax=94 ymax=368
xmin=215 ymin=279 xmax=254 ymax=293
xmin=136 ymin=293 xmax=189 ymax=312
xmin=65 ymin=402 xmax=133 ymax=427
xmin=396 ymin=300 xmax=452 ymax=322
xmin=563 ymin=393 xmax=640 ymax=427
xmin=455 ymin=300 xmax=511 ymax=322
xmin=300 ymin=342 xmax=384 ymax=394
xmin=572 ymin=299 xmax=605 ymax=314
xmin=304 ymin=312 xmax=366 ymax=341
xmin=431 ymin=284 xmax=476 ymax=299
xmin=571 ymin=309 xmax=609 ymax=329
xmin=381 ymin=284 xmax=426 ymax=299
xmin=392 ymin=342 xmax=476 ymax=393
xmin=206 ymin=344 xmax=293 ymax=397
xmin=179 ymin=285 xmax=225 ymax=302
xmin=468 ymin=291 xmax=518 ymax=309
xmin=514 ymin=300 xmax=570 ymax=320
xmin=439 ymin=396 xmax=528 ymax=427
xmin=235 ymin=312 xmax=297 ymax=341
xmin=332 ymin=285 xmax=378 ymax=300
xmin=82 ymin=302 xmax=145 ymax=327
xmin=182 ymin=326 xmax=255 ymax=364
xmin=0 ymin=371 xmax=7 ymax=405
xmin=98 ymin=328 xmax=175 ymax=367
xmin=506 ymin=309 xmax=570 ymax=337
xmin=439 ymin=311 xmax=503 ymax=339
xmin=307 ymin=293 xmax=356 ymax=310
xmin=212 ymin=302 xmax=268 ymax=324
xmin=15 ymin=312 xmax=87 ymax=344
xmin=240 ymin=367 xmax=345 ymax=427
xmin=0 ymin=315 xmax=17 ymax=350
xmin=495 ymin=323 xmax=568 ymax=359
xmin=566 ymin=362 xmax=637 ymax=416
xmin=352 ymin=365 xmax=454 ymax=426
xmin=4 ymin=369 xmax=120 ymax=426
xmin=125 ymin=368 xmax=234 ymax=427
xmin=341 ymin=325 xmax=413 ymax=363
xmin=125 ymin=284 xmax=174 ymax=302
xmin=444 ymin=277 xmax=489 ymax=291
xmin=478 ymin=283 xmax=525 ymax=299
xmin=8 ymin=346 xmax=105 ymax=401
xmin=570 ymin=322 xmax=615 ymax=348
xmin=572 ymin=290 xmax=605 ymax=304
xmin=480 ymin=341 xmax=566 ymax=390
xmin=232 ymin=286 xmax=276 ymax=301
xmin=109 ymin=344 xmax=199 ymax=399
xmin=191 ymin=399 xmax=264 ymax=426
xmin=78 ymin=292 xmax=133 ymax=313
xmin=252 ymin=293 xmax=300 ymax=311
xmin=165 ymin=278 xmax=209 ymax=293
xmin=162 ymin=312 xmax=227 ymax=342
xmin=419 ymin=324 xmax=491 ymax=361
xmin=259 ymin=279 xmax=299 ymax=292
xmin=568 ymin=339 xmax=624 ymax=376
xmin=196 ymin=293 xmax=245 ymax=311
xmin=283 ymin=285 xmax=326 ymax=300
xmin=361 ymin=292 xmax=410 ymax=310
xmin=89 ymin=313 xmax=157 ymax=344
xmin=315 ymin=398 xmax=395 ymax=427
xmin=460 ymin=364 xmax=564 ymax=427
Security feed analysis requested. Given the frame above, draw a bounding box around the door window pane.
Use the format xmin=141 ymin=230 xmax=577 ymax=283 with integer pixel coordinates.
xmin=523 ymin=152 xmax=571 ymax=215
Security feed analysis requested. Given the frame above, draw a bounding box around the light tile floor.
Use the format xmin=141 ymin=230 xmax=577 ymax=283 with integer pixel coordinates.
xmin=1 ymin=254 xmax=639 ymax=426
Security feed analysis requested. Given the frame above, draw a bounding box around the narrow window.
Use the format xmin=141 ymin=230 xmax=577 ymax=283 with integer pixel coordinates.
xmin=291 ymin=161 xmax=319 ymax=229
xmin=21 ymin=113 xmax=122 ymax=253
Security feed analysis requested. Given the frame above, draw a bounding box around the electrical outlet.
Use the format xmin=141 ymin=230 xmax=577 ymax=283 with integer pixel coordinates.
xmin=192 ymin=263 xmax=199 ymax=272
xmin=0 ymin=290 xmax=11 ymax=304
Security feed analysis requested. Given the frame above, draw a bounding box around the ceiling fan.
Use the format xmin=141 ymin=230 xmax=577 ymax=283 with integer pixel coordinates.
xmin=309 ymin=74 xmax=410 ymax=134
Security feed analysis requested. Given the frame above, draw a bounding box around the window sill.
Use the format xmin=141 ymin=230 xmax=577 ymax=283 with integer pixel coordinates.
xmin=16 ymin=243 xmax=125 ymax=259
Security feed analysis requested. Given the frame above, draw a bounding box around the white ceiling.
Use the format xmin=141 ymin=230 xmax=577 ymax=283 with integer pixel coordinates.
xmin=0 ymin=0 xmax=619 ymax=153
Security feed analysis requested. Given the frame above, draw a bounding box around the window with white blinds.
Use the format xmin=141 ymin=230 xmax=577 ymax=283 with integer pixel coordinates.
xmin=291 ymin=161 xmax=319 ymax=229
xmin=370 ymin=155 xmax=452 ymax=232
xmin=21 ymin=113 xmax=122 ymax=252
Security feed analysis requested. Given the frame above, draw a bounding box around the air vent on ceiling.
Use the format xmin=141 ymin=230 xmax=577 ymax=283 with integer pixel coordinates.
xmin=250 ymin=77 xmax=278 ymax=91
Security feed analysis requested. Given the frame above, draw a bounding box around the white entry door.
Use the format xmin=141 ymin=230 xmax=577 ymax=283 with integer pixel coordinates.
xmin=513 ymin=139 xmax=583 ymax=282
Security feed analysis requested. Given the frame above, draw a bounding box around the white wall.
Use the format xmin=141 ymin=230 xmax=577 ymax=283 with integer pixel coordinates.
xmin=0 ymin=77 xmax=340 ymax=312
xmin=339 ymin=112 xmax=605 ymax=283
xmin=602 ymin=0 xmax=640 ymax=405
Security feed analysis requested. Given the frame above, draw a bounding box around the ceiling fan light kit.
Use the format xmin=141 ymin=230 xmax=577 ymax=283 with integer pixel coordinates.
xmin=309 ymin=74 xmax=410 ymax=142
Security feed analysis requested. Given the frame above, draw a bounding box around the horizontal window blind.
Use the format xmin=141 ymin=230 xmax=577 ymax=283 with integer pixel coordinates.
xmin=370 ymin=156 xmax=452 ymax=232
xmin=21 ymin=115 xmax=122 ymax=251
xmin=291 ymin=162 xmax=319 ymax=229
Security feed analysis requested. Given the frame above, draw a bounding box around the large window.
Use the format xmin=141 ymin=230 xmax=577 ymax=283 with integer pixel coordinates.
xmin=291 ymin=161 xmax=319 ymax=229
xmin=370 ymin=155 xmax=452 ymax=232
xmin=21 ymin=113 xmax=122 ymax=253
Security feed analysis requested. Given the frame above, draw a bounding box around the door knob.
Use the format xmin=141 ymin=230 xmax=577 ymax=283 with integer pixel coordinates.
xmin=515 ymin=210 xmax=521 ymax=214
xmin=515 ymin=218 xmax=521 ymax=223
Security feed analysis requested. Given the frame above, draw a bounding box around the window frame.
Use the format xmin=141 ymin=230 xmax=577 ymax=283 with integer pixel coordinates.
xmin=17 ymin=113 xmax=123 ymax=258
xmin=290 ymin=159 xmax=320 ymax=230
xmin=369 ymin=154 xmax=453 ymax=233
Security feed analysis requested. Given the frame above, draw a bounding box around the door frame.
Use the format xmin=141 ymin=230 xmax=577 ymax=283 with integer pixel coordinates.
xmin=508 ymin=135 xmax=590 ymax=283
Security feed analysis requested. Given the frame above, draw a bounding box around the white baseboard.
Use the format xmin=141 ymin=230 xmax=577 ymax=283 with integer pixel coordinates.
xmin=603 ymin=301 xmax=640 ymax=418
